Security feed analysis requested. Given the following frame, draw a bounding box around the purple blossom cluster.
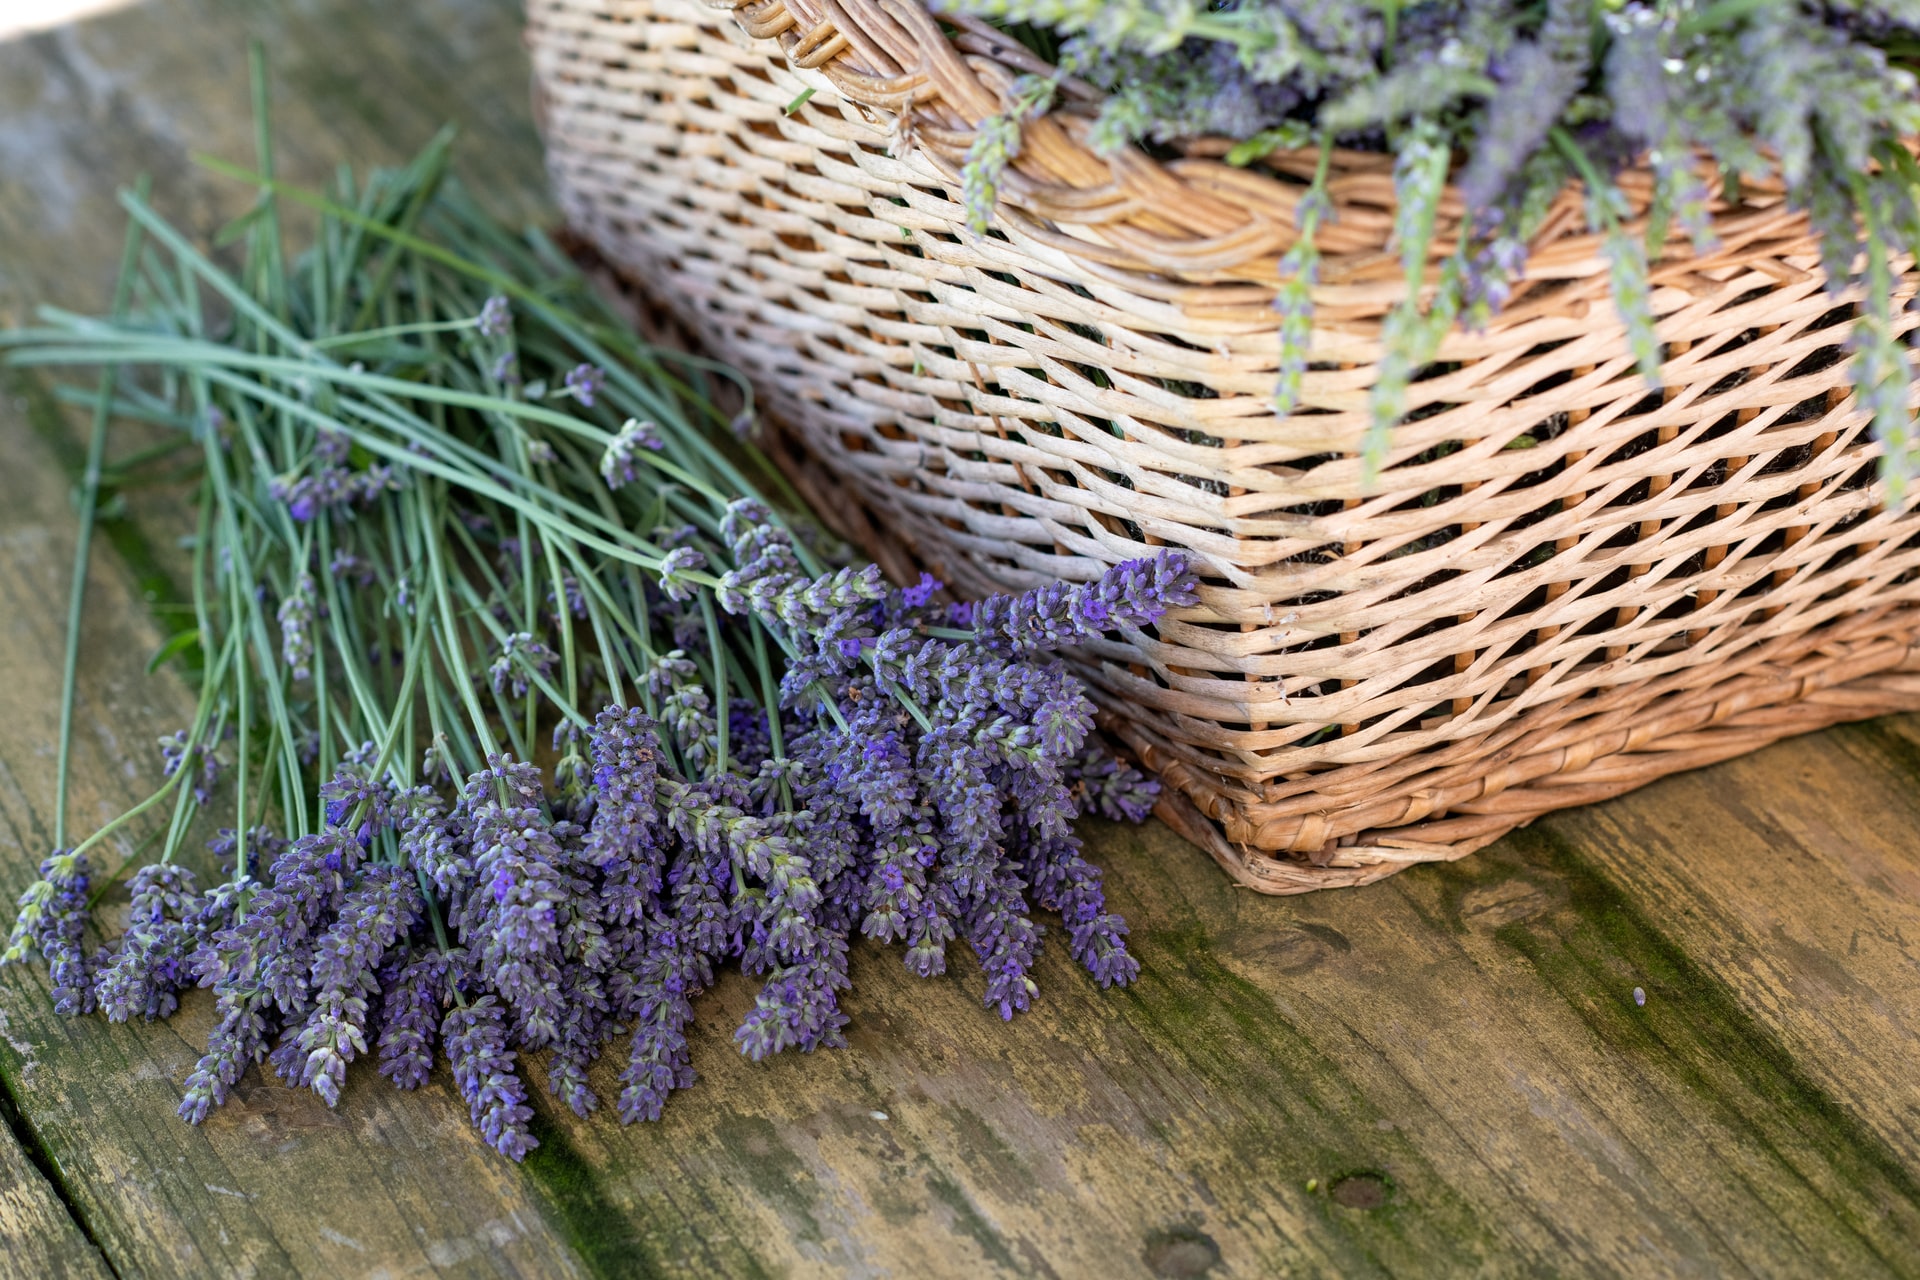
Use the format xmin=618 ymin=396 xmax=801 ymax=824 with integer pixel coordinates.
xmin=1064 ymin=743 xmax=1161 ymax=824
xmin=971 ymin=553 xmax=1197 ymax=655
xmin=600 ymin=417 xmax=664 ymax=490
xmin=490 ymin=632 xmax=561 ymax=699
xmin=269 ymin=428 xmax=406 ymax=522
xmin=3 ymin=505 xmax=1194 ymax=1161
xmin=563 ymin=363 xmax=605 ymax=407
xmin=159 ymin=730 xmax=221 ymax=808
xmin=476 ymin=294 xmax=513 ymax=340
xmin=2 ymin=852 xmax=95 ymax=1015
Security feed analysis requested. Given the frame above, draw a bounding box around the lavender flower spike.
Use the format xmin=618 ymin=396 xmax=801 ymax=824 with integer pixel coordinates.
xmin=489 ymin=633 xmax=560 ymax=699
xmin=278 ymin=573 xmax=317 ymax=683
xmin=93 ymin=862 xmax=200 ymax=1022
xmin=1066 ymin=742 xmax=1161 ymax=824
xmin=377 ymin=952 xmax=450 ymax=1090
xmin=1 ymin=851 xmax=85 ymax=965
xmin=159 ymin=729 xmax=221 ymax=807
xmin=618 ymin=930 xmax=706 ymax=1123
xmin=600 ymin=417 xmax=663 ymax=490
xmin=292 ymin=866 xmax=419 ymax=1106
xmin=445 ymin=997 xmax=538 ymax=1161
xmin=178 ymin=997 xmax=273 ymax=1124
xmin=657 ymin=546 xmax=706 ymax=603
xmin=4 ymin=852 xmax=95 ymax=1014
xmin=974 ymin=550 xmax=1197 ymax=655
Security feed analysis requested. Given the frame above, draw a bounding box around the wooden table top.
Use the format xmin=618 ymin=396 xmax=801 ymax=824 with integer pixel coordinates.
xmin=2 ymin=3 xmax=1918 ymax=1276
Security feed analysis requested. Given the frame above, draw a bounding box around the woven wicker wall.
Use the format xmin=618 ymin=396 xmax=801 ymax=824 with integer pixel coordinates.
xmin=530 ymin=0 xmax=1920 ymax=890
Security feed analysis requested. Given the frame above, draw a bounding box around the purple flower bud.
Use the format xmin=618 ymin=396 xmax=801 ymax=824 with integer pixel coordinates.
xmin=658 ymin=546 xmax=706 ymax=603
xmin=901 ymin=573 xmax=941 ymax=609
xmin=1066 ymin=742 xmax=1160 ymax=824
xmin=476 ymin=294 xmax=512 ymax=339
xmin=158 ymin=730 xmax=222 ymax=807
xmin=600 ymin=417 xmax=661 ymax=489
xmin=488 ymin=632 xmax=560 ymax=699
xmin=564 ymin=363 xmax=606 ymax=407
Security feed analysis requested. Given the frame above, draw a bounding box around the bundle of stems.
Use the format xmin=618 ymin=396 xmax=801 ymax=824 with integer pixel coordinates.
xmin=0 ymin=91 xmax=1191 ymax=1158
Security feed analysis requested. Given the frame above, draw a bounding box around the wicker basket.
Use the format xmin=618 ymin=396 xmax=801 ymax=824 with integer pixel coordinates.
xmin=528 ymin=0 xmax=1920 ymax=892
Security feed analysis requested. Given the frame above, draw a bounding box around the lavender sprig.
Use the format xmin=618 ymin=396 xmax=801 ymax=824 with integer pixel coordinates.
xmin=971 ymin=551 xmax=1197 ymax=655
xmin=3 ymin=853 xmax=97 ymax=1015
xmin=0 ymin=144 xmax=1181 ymax=1162
xmin=600 ymin=417 xmax=663 ymax=490
xmin=445 ymin=997 xmax=538 ymax=1161
xmin=377 ymin=951 xmax=450 ymax=1090
xmin=289 ymin=866 xmax=420 ymax=1105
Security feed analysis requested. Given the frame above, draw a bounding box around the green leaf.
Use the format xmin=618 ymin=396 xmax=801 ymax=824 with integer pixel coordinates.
xmin=146 ymin=628 xmax=201 ymax=675
xmin=1392 ymin=119 xmax=1449 ymax=296
xmin=212 ymin=200 xmax=268 ymax=248
xmin=1602 ymin=226 xmax=1663 ymax=389
xmin=1226 ymin=123 xmax=1312 ymax=167
xmin=1677 ymin=0 xmax=1786 ymax=38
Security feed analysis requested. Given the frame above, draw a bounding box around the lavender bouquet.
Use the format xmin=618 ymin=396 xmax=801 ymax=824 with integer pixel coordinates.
xmin=0 ymin=113 xmax=1193 ymax=1159
xmin=948 ymin=0 xmax=1920 ymax=491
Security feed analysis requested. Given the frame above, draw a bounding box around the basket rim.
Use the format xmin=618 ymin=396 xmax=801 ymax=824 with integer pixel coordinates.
xmin=700 ymin=0 xmax=1796 ymax=288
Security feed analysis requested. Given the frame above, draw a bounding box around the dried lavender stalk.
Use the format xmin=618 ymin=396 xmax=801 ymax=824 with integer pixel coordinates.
xmin=0 ymin=108 xmax=1187 ymax=1159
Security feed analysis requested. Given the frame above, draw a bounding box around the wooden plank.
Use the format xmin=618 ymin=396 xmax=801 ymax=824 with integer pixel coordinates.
xmin=0 ymin=380 xmax=590 ymax=1278
xmin=3 ymin=0 xmax=1920 ymax=1277
xmin=504 ymin=807 xmax=1920 ymax=1277
xmin=0 ymin=1105 xmax=112 ymax=1280
xmin=0 ymin=0 xmax=551 ymax=329
xmin=0 ymin=2 xmax=591 ymax=1277
xmin=1540 ymin=718 xmax=1920 ymax=1177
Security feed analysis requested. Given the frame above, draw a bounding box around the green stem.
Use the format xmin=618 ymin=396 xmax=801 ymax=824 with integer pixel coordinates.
xmin=702 ymin=595 xmax=730 ymax=776
xmin=53 ymin=175 xmax=150 ymax=851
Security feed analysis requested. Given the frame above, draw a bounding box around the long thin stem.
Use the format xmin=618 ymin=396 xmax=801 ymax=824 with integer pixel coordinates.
xmin=53 ymin=176 xmax=150 ymax=851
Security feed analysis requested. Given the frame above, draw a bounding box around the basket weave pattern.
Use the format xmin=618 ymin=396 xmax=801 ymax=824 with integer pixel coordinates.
xmin=529 ymin=0 xmax=1920 ymax=891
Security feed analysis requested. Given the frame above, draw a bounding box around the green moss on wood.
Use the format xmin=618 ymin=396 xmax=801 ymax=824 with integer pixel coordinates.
xmin=1489 ymin=825 xmax=1920 ymax=1273
xmin=926 ymin=1172 xmax=1022 ymax=1274
xmin=523 ymin=1110 xmax=664 ymax=1280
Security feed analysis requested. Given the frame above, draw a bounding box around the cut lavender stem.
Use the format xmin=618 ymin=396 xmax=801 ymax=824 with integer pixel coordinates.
xmin=0 ymin=143 xmax=1196 ymax=1161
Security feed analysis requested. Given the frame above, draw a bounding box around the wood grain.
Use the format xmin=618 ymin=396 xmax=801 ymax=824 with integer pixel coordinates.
xmin=0 ymin=2 xmax=584 ymax=1276
xmin=1 ymin=1 xmax=1918 ymax=1277
xmin=1548 ymin=721 xmax=1920 ymax=1179
xmin=0 ymin=0 xmax=549 ymax=327
xmin=0 ymin=1108 xmax=111 ymax=1280
xmin=496 ymin=806 xmax=1920 ymax=1277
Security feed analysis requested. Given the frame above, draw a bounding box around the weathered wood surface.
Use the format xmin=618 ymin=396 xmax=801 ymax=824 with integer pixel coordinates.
xmin=2 ymin=2 xmax=1919 ymax=1277
xmin=0 ymin=306 xmax=587 ymax=1276
xmin=0 ymin=1102 xmax=110 ymax=1280
xmin=0 ymin=3 xmax=588 ymax=1277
